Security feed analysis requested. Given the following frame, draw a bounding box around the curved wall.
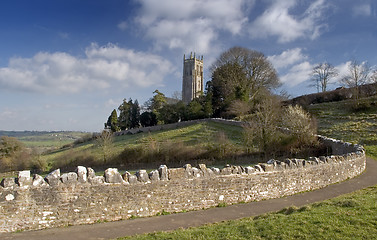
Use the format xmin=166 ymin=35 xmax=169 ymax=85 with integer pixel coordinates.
xmin=0 ymin=133 xmax=366 ymax=232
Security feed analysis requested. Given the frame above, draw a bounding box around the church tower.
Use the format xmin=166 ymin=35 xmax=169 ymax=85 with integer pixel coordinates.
xmin=182 ymin=52 xmax=203 ymax=104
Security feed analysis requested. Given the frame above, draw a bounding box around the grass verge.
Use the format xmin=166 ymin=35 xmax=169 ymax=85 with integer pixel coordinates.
xmin=119 ymin=185 xmax=377 ymax=240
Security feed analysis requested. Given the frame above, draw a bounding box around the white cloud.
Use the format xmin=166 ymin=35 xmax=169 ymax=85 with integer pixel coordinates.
xmin=335 ymin=61 xmax=351 ymax=80
xmin=280 ymin=61 xmax=313 ymax=87
xmin=134 ymin=0 xmax=250 ymax=54
xmin=0 ymin=43 xmax=175 ymax=94
xmin=268 ymin=48 xmax=307 ymax=70
xmin=268 ymin=48 xmax=313 ymax=87
xmin=352 ymin=4 xmax=372 ymax=17
xmin=250 ymin=0 xmax=329 ymax=43
xmin=117 ymin=21 xmax=128 ymax=31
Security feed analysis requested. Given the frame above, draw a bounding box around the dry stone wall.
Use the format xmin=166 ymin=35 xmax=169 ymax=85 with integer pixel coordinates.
xmin=0 ymin=136 xmax=366 ymax=233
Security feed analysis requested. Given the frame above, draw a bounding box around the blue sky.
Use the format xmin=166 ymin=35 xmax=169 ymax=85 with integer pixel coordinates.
xmin=0 ymin=0 xmax=376 ymax=131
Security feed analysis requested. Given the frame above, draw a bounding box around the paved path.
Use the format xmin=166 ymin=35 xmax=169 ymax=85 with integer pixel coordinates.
xmin=2 ymin=157 xmax=377 ymax=240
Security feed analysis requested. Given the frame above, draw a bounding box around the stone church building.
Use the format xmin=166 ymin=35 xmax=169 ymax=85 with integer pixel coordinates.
xmin=182 ymin=53 xmax=203 ymax=104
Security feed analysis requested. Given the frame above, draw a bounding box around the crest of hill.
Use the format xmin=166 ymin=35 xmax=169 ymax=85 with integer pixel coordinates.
xmin=284 ymin=82 xmax=377 ymax=107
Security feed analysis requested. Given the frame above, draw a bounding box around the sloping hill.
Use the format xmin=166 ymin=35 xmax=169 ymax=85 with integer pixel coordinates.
xmin=41 ymin=121 xmax=248 ymax=171
xmin=308 ymin=95 xmax=377 ymax=158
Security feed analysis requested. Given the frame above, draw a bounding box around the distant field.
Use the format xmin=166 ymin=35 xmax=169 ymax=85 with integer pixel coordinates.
xmin=0 ymin=130 xmax=91 ymax=153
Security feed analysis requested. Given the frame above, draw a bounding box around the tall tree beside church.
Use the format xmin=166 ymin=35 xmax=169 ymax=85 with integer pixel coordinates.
xmin=106 ymin=109 xmax=120 ymax=132
xmin=207 ymin=46 xmax=280 ymax=117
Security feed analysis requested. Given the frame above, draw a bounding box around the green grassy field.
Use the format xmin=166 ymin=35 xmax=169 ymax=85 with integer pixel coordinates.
xmin=0 ymin=130 xmax=90 ymax=153
xmin=119 ymin=185 xmax=377 ymax=240
xmin=116 ymin=96 xmax=377 ymax=240
xmin=307 ymin=96 xmax=377 ymax=159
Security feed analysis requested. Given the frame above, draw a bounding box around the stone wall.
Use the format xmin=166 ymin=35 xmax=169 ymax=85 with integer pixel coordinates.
xmin=0 ymin=136 xmax=366 ymax=232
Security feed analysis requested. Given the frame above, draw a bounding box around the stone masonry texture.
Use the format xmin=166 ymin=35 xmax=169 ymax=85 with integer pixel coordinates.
xmin=0 ymin=134 xmax=366 ymax=233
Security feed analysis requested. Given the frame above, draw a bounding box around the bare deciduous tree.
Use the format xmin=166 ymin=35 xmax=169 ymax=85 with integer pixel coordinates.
xmin=310 ymin=62 xmax=338 ymax=92
xmin=341 ymin=60 xmax=372 ymax=88
xmin=341 ymin=60 xmax=373 ymax=101
xmin=96 ymin=130 xmax=114 ymax=165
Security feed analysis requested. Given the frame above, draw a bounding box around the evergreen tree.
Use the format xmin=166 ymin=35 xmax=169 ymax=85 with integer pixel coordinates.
xmin=140 ymin=112 xmax=157 ymax=127
xmin=106 ymin=109 xmax=119 ymax=132
xmin=130 ymin=100 xmax=140 ymax=128
xmin=118 ymin=98 xmax=132 ymax=130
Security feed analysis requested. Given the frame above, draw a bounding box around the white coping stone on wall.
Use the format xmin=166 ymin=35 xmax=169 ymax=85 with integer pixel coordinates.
xmin=33 ymin=174 xmax=48 ymax=187
xmin=254 ymin=165 xmax=264 ymax=172
xmin=45 ymin=169 xmax=61 ymax=186
xmin=136 ymin=170 xmax=149 ymax=183
xmin=88 ymin=176 xmax=105 ymax=185
xmin=1 ymin=178 xmax=16 ymax=188
xmin=211 ymin=167 xmax=220 ymax=175
xmin=245 ymin=166 xmax=255 ymax=174
xmin=149 ymin=170 xmax=160 ymax=182
xmin=76 ymin=166 xmax=88 ymax=183
xmin=87 ymin=167 xmax=96 ymax=178
xmin=104 ymin=168 xmax=123 ymax=184
xmin=129 ymin=175 xmax=138 ymax=184
xmin=61 ymin=172 xmax=78 ymax=184
xmin=17 ymin=170 xmax=32 ymax=187
xmin=183 ymin=164 xmax=193 ymax=178
xmin=158 ymin=165 xmax=168 ymax=181
xmin=192 ymin=167 xmax=202 ymax=178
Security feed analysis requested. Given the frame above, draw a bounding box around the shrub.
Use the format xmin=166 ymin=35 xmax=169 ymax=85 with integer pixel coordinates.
xmin=282 ymin=105 xmax=317 ymax=147
xmin=0 ymin=136 xmax=35 ymax=172
xmin=243 ymin=101 xmax=318 ymax=157
xmin=243 ymin=98 xmax=282 ymax=155
xmin=51 ymin=150 xmax=97 ymax=172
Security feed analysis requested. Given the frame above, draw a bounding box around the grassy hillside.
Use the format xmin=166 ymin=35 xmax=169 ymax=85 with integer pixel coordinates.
xmin=40 ymin=96 xmax=377 ymax=172
xmin=307 ymin=96 xmax=377 ymax=158
xmin=41 ymin=121 xmax=248 ymax=171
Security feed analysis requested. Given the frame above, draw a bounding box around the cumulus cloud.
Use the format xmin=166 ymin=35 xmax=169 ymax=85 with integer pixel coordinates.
xmin=0 ymin=43 xmax=175 ymax=94
xmin=268 ymin=48 xmax=307 ymax=70
xmin=268 ymin=48 xmax=313 ymax=87
xmin=335 ymin=61 xmax=351 ymax=80
xmin=352 ymin=4 xmax=372 ymax=17
xmin=280 ymin=61 xmax=313 ymax=86
xmin=250 ymin=0 xmax=329 ymax=43
xmin=134 ymin=0 xmax=250 ymax=54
